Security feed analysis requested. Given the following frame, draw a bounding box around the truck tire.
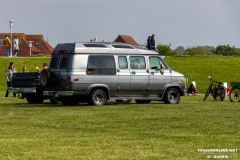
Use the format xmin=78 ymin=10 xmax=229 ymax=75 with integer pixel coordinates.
xmin=26 ymin=94 xmax=44 ymax=104
xmin=88 ymin=89 xmax=107 ymax=106
xmin=163 ymin=88 xmax=180 ymax=104
xmin=40 ymin=69 xmax=52 ymax=87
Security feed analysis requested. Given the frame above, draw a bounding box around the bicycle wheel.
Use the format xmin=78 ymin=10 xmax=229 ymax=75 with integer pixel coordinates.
xmin=230 ymin=88 xmax=240 ymax=102
xmin=213 ymin=87 xmax=225 ymax=101
xmin=219 ymin=87 xmax=226 ymax=101
xmin=203 ymin=87 xmax=212 ymax=101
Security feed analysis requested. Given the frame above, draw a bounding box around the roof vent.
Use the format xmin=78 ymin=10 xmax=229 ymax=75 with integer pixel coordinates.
xmin=112 ymin=45 xmax=134 ymax=49
xmin=83 ymin=44 xmax=107 ymax=48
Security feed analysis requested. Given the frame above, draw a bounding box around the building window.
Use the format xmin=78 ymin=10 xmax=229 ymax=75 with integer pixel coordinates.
xmin=36 ymin=41 xmax=40 ymax=46
xmin=0 ymin=39 xmax=3 ymax=45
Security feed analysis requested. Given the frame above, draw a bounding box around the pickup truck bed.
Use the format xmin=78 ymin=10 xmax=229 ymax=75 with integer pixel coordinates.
xmin=8 ymin=72 xmax=56 ymax=104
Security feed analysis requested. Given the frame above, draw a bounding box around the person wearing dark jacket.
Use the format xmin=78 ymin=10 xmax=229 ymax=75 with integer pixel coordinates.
xmin=5 ymin=62 xmax=16 ymax=97
xmin=147 ymin=36 xmax=152 ymax=50
xmin=187 ymin=83 xmax=196 ymax=96
xmin=151 ymin=34 xmax=155 ymax=50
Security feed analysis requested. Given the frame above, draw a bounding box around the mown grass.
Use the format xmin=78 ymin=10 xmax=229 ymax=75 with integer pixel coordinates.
xmin=0 ymin=91 xmax=240 ymax=159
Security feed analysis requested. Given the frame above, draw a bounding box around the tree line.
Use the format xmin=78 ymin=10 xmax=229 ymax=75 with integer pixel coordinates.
xmin=157 ymin=44 xmax=240 ymax=56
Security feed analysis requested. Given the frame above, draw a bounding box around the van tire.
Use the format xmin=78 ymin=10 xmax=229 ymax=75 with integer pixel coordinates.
xmin=164 ymin=88 xmax=180 ymax=104
xmin=88 ymin=89 xmax=107 ymax=106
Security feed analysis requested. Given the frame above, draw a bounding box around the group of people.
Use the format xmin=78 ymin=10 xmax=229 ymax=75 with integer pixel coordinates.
xmin=147 ymin=34 xmax=156 ymax=50
xmin=3 ymin=35 xmax=19 ymax=57
xmin=5 ymin=62 xmax=48 ymax=97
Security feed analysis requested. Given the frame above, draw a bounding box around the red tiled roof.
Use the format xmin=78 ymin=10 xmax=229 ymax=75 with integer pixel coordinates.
xmin=0 ymin=33 xmax=53 ymax=57
xmin=114 ymin=35 xmax=138 ymax=46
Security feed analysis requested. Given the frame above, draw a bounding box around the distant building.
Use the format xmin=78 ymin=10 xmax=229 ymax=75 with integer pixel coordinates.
xmin=114 ymin=35 xmax=138 ymax=46
xmin=0 ymin=33 xmax=53 ymax=57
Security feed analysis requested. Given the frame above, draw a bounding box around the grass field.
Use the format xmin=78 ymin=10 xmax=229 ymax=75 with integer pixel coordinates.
xmin=0 ymin=56 xmax=240 ymax=159
xmin=0 ymin=91 xmax=239 ymax=159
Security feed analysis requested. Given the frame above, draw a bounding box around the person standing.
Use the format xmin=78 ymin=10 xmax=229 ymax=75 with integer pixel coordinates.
xmin=5 ymin=62 xmax=17 ymax=97
xmin=151 ymin=34 xmax=155 ymax=50
xmin=13 ymin=37 xmax=19 ymax=57
xmin=147 ymin=36 xmax=152 ymax=50
xmin=3 ymin=35 xmax=12 ymax=57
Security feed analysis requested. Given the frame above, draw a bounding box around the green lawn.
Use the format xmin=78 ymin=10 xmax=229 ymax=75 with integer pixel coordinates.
xmin=0 ymin=91 xmax=239 ymax=159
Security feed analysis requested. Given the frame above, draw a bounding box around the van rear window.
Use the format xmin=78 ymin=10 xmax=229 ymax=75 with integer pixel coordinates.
xmin=87 ymin=55 xmax=116 ymax=75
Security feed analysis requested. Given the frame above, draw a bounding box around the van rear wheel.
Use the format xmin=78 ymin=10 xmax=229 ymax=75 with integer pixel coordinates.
xmin=164 ymin=88 xmax=180 ymax=104
xmin=88 ymin=89 xmax=107 ymax=106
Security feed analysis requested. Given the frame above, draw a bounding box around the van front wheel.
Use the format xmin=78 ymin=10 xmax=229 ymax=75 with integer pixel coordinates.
xmin=88 ymin=89 xmax=107 ymax=106
xmin=164 ymin=88 xmax=180 ymax=104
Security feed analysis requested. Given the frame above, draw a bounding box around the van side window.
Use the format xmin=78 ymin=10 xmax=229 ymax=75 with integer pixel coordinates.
xmin=149 ymin=56 xmax=167 ymax=69
xmin=87 ymin=55 xmax=116 ymax=75
xmin=118 ymin=56 xmax=128 ymax=69
xmin=130 ymin=56 xmax=146 ymax=69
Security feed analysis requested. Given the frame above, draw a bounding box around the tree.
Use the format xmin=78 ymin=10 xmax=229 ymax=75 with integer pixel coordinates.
xmin=175 ymin=46 xmax=185 ymax=55
xmin=216 ymin=45 xmax=240 ymax=56
xmin=184 ymin=46 xmax=214 ymax=55
xmin=156 ymin=44 xmax=176 ymax=56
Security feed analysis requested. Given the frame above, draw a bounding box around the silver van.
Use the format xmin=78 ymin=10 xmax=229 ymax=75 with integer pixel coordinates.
xmin=42 ymin=42 xmax=186 ymax=106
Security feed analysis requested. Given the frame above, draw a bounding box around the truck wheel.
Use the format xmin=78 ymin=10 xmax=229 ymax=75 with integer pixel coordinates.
xmin=26 ymin=95 xmax=44 ymax=104
xmin=164 ymin=88 xmax=180 ymax=104
xmin=88 ymin=89 xmax=107 ymax=106
xmin=40 ymin=69 xmax=52 ymax=87
xmin=135 ymin=100 xmax=151 ymax=104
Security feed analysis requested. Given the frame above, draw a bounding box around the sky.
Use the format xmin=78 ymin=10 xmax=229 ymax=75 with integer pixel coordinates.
xmin=1 ymin=0 xmax=239 ymax=49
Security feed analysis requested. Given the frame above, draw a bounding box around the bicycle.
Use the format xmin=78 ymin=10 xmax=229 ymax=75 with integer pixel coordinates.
xmin=203 ymin=76 xmax=225 ymax=101
xmin=229 ymin=82 xmax=240 ymax=102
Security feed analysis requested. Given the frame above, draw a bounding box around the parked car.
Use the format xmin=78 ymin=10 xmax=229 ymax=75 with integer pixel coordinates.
xmin=41 ymin=42 xmax=187 ymax=106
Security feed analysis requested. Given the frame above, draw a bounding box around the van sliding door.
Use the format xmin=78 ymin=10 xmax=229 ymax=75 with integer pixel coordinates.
xmin=129 ymin=56 xmax=148 ymax=97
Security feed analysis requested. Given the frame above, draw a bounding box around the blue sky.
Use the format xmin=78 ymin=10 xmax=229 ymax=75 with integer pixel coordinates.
xmin=1 ymin=0 xmax=239 ymax=49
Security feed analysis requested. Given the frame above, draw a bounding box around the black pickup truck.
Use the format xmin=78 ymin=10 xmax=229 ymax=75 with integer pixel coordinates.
xmin=8 ymin=72 xmax=57 ymax=104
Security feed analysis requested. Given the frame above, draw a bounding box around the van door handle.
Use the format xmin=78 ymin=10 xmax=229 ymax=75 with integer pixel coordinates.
xmin=150 ymin=72 xmax=154 ymax=75
xmin=131 ymin=71 xmax=136 ymax=75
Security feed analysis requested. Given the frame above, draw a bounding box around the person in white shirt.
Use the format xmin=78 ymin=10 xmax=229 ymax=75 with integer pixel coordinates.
xmin=13 ymin=37 xmax=19 ymax=57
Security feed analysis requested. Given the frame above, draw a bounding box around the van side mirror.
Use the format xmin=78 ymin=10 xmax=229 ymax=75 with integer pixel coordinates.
xmin=160 ymin=70 xmax=164 ymax=75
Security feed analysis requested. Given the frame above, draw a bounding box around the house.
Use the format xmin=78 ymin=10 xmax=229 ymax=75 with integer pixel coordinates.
xmin=114 ymin=35 xmax=139 ymax=46
xmin=0 ymin=33 xmax=53 ymax=57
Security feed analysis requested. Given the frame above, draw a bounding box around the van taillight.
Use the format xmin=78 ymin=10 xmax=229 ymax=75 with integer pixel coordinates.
xmin=66 ymin=76 xmax=71 ymax=83
xmin=35 ymin=79 xmax=41 ymax=85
